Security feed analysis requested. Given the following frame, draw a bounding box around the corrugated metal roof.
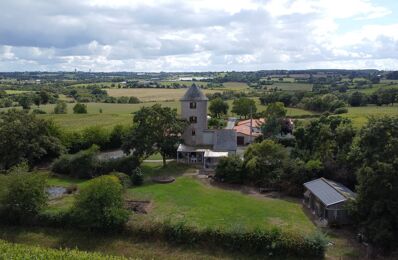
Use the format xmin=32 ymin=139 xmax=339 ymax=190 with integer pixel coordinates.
xmin=180 ymin=84 xmax=208 ymax=101
xmin=304 ymin=178 xmax=349 ymax=206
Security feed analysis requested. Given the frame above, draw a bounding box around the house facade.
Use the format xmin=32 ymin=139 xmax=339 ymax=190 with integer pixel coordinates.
xmin=233 ymin=118 xmax=265 ymax=145
xmin=303 ymin=178 xmax=356 ymax=225
xmin=177 ymin=85 xmax=237 ymax=170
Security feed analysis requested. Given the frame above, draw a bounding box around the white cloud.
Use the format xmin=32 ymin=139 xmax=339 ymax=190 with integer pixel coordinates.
xmin=0 ymin=0 xmax=396 ymax=71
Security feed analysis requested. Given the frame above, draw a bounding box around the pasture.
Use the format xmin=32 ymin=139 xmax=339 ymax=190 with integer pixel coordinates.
xmin=105 ymin=82 xmax=250 ymax=101
xmin=33 ymin=102 xmax=179 ymax=131
xmin=342 ymin=105 xmax=398 ymax=128
xmin=1 ymin=97 xmax=316 ymax=131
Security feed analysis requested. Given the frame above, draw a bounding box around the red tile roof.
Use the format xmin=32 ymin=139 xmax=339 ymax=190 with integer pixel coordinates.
xmin=233 ymin=118 xmax=265 ymax=136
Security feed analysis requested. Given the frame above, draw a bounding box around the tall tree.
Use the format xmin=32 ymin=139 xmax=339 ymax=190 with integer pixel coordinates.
xmin=123 ymin=104 xmax=187 ymax=166
xmin=209 ymin=98 xmax=229 ymax=118
xmin=231 ymin=98 xmax=256 ymax=119
xmin=350 ymin=117 xmax=398 ymax=252
xmin=244 ymin=140 xmax=289 ymax=186
xmin=261 ymin=102 xmax=287 ymax=137
xmin=0 ymin=109 xmax=64 ymax=170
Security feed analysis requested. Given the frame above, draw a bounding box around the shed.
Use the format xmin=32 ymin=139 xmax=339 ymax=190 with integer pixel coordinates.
xmin=303 ymin=178 xmax=356 ymax=225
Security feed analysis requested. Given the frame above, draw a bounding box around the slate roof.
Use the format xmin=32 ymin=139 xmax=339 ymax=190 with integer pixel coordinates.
xmin=180 ymin=84 xmax=208 ymax=101
xmin=304 ymin=178 xmax=356 ymax=206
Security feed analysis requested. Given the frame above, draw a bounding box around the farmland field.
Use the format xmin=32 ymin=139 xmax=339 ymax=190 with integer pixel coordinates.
xmin=271 ymin=82 xmax=313 ymax=91
xmin=105 ymin=82 xmax=250 ymax=101
xmin=341 ymin=105 xmax=398 ymax=128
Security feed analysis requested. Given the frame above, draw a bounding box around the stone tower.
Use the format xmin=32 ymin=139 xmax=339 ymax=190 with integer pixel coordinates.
xmin=180 ymin=84 xmax=208 ymax=146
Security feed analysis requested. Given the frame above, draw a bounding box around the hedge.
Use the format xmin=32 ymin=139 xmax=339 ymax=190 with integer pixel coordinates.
xmin=128 ymin=221 xmax=328 ymax=258
xmin=0 ymin=239 xmax=125 ymax=259
xmin=22 ymin=210 xmax=327 ymax=258
xmin=52 ymin=145 xmax=140 ymax=178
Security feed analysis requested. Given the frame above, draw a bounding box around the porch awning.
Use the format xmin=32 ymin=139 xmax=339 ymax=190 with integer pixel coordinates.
xmin=204 ymin=150 xmax=228 ymax=158
xmin=177 ymin=144 xmax=207 ymax=153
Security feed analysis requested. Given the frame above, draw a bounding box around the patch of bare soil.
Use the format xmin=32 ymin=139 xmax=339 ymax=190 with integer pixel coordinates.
xmin=125 ymin=200 xmax=152 ymax=214
xmin=151 ymin=176 xmax=175 ymax=184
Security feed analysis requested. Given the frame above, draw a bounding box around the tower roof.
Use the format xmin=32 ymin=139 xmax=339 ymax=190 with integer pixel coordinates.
xmin=180 ymin=84 xmax=208 ymax=101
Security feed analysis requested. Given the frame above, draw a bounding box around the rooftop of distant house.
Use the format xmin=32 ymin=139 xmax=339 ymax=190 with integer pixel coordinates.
xmin=233 ymin=118 xmax=265 ymax=136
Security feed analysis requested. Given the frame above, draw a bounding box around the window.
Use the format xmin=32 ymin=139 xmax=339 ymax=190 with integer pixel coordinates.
xmin=189 ymin=116 xmax=197 ymax=123
xmin=190 ymin=102 xmax=196 ymax=109
xmin=192 ymin=129 xmax=196 ymax=136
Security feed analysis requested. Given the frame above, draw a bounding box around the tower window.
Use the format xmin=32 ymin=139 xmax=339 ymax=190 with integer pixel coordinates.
xmin=190 ymin=102 xmax=196 ymax=109
xmin=189 ymin=116 xmax=197 ymax=123
xmin=192 ymin=129 xmax=196 ymax=136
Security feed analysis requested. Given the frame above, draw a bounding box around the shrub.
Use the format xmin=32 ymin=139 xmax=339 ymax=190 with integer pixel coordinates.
xmin=128 ymin=221 xmax=328 ymax=258
xmin=214 ymin=155 xmax=244 ymax=184
xmin=73 ymin=103 xmax=87 ymax=114
xmin=0 ymin=164 xmax=48 ymax=224
xmin=98 ymin=155 xmax=140 ymax=176
xmin=82 ymin=126 xmax=110 ymax=149
xmin=110 ymin=172 xmax=131 ymax=188
xmin=31 ymin=108 xmax=46 ymax=114
xmin=52 ymin=145 xmax=99 ymax=179
xmin=131 ymin=167 xmax=143 ymax=186
xmin=334 ymin=107 xmax=348 ymax=114
xmin=54 ymin=101 xmax=67 ymax=114
xmin=72 ymin=175 xmax=129 ymax=230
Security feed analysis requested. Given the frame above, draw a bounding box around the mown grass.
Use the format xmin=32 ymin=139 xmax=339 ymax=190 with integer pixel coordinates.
xmin=129 ymin=175 xmax=315 ymax=233
xmin=45 ymin=162 xmax=314 ymax=234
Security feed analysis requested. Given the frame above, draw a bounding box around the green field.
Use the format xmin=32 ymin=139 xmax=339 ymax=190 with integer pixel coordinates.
xmin=25 ymin=102 xmax=179 ymax=131
xmin=341 ymin=105 xmax=398 ymax=128
xmin=129 ymin=176 xmax=315 ymax=233
xmin=271 ymin=82 xmax=313 ymax=91
xmin=351 ymin=83 xmax=398 ymax=94
xmin=106 ymin=82 xmax=250 ymax=101
xmin=4 ymin=90 xmax=32 ymax=94
xmin=45 ymin=162 xmax=315 ymax=234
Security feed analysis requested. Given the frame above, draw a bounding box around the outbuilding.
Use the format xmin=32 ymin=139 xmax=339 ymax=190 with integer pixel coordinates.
xmin=303 ymin=178 xmax=356 ymax=225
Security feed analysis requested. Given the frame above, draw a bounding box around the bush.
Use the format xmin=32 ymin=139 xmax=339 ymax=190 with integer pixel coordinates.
xmin=128 ymin=221 xmax=328 ymax=258
xmin=72 ymin=175 xmax=129 ymax=230
xmin=334 ymin=107 xmax=348 ymax=114
xmin=0 ymin=164 xmax=48 ymax=224
xmin=215 ymin=155 xmax=244 ymax=184
xmin=73 ymin=103 xmax=87 ymax=114
xmin=52 ymin=145 xmax=99 ymax=179
xmin=110 ymin=172 xmax=131 ymax=188
xmin=54 ymin=101 xmax=67 ymax=114
xmin=31 ymin=108 xmax=46 ymax=114
xmin=131 ymin=167 xmax=143 ymax=186
xmin=98 ymin=155 xmax=140 ymax=176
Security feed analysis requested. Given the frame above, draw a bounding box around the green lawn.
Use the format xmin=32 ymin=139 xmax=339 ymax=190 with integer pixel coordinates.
xmin=45 ymin=162 xmax=314 ymax=234
xmin=129 ymin=175 xmax=315 ymax=233
xmin=341 ymin=105 xmax=398 ymax=128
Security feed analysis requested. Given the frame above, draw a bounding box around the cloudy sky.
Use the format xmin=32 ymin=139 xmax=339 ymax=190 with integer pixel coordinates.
xmin=0 ymin=0 xmax=397 ymax=72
